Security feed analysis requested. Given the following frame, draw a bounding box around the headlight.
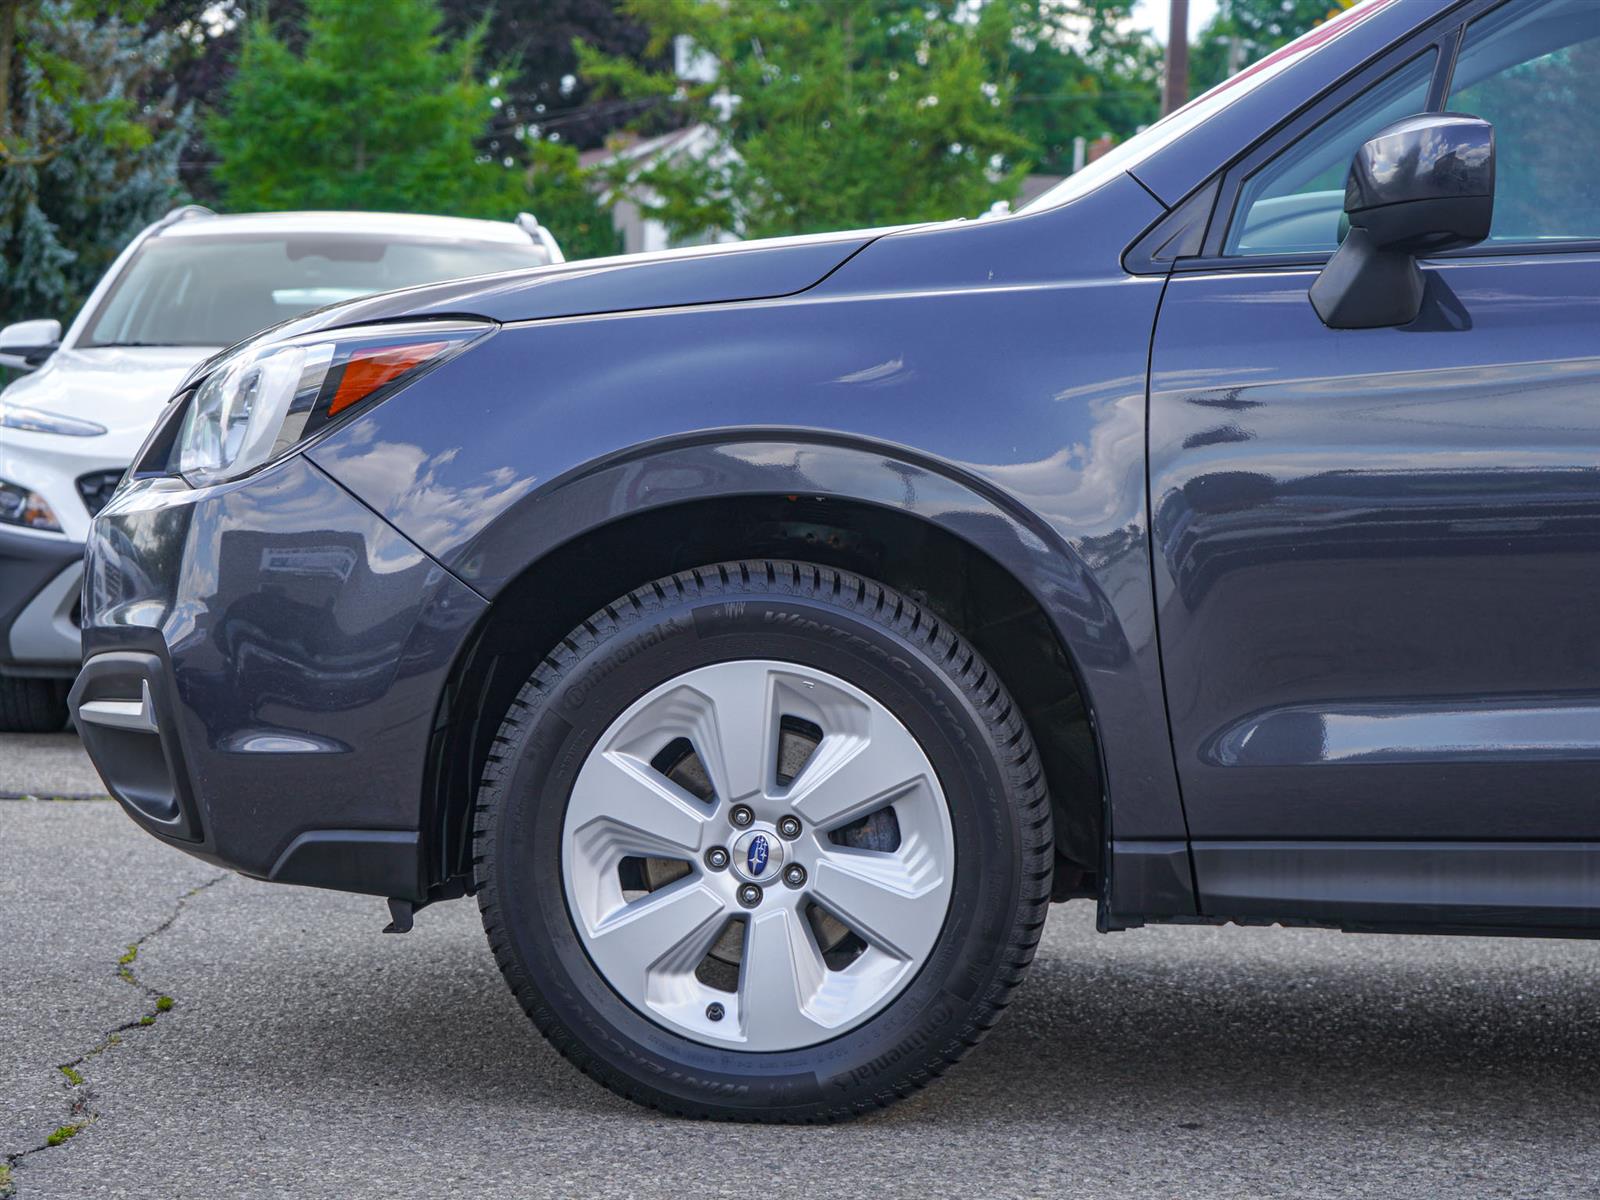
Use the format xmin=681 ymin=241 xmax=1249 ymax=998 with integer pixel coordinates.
xmin=172 ymin=320 xmax=489 ymax=486
xmin=0 ymin=401 xmax=106 ymax=437
xmin=0 ymin=479 xmax=61 ymax=531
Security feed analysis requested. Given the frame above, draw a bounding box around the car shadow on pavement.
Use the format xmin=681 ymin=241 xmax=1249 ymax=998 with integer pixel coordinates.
xmin=225 ymin=895 xmax=1600 ymax=1138
xmin=960 ymin=915 xmax=1600 ymax=1137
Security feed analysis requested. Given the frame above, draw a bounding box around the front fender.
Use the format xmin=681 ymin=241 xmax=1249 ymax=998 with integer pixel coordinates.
xmin=308 ymin=178 xmax=1188 ymax=880
xmin=313 ymin=426 xmax=1184 ymax=854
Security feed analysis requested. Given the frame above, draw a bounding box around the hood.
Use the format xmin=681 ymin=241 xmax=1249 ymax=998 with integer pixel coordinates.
xmin=2 ymin=345 xmax=216 ymax=441
xmin=261 ymin=226 xmax=904 ymax=343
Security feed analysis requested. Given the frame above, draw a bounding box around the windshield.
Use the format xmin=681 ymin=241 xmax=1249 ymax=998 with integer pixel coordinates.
xmin=81 ymin=233 xmax=545 ymax=349
xmin=1022 ymin=0 xmax=1399 ymax=213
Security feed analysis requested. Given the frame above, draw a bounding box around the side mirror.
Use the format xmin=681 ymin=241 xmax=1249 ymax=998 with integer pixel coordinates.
xmin=1310 ymin=114 xmax=1494 ymax=330
xmin=0 ymin=318 xmax=62 ymax=371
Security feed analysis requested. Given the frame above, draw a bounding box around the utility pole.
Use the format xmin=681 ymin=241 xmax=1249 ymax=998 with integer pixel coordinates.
xmin=1163 ymin=0 xmax=1190 ymax=115
xmin=1225 ymin=33 xmax=1245 ymax=78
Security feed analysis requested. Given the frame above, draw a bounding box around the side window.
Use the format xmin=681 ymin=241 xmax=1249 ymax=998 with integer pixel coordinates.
xmin=1449 ymin=0 xmax=1600 ymax=244
xmin=1225 ymin=50 xmax=1437 ymax=257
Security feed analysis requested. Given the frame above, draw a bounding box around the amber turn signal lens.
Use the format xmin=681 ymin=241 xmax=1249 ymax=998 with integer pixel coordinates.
xmin=328 ymin=341 xmax=450 ymax=417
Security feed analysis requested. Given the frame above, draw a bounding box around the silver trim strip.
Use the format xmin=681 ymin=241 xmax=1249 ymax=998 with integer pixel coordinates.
xmin=77 ymin=680 xmax=158 ymax=734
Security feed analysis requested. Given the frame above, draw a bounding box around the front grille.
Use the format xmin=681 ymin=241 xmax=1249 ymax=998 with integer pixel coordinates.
xmin=76 ymin=469 xmax=124 ymax=517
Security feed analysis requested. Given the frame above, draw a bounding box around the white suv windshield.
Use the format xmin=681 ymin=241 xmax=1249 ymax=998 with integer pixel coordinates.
xmin=82 ymin=234 xmax=544 ymax=348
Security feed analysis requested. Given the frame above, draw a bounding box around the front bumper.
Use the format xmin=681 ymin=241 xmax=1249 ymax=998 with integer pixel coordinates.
xmin=69 ymin=455 xmax=487 ymax=898
xmin=0 ymin=525 xmax=84 ymax=676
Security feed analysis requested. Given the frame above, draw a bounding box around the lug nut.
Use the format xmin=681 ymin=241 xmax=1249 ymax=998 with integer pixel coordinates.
xmin=706 ymin=1002 xmax=725 ymax=1022
xmin=783 ymin=863 xmax=806 ymax=888
xmin=777 ymin=815 xmax=802 ymax=839
xmin=705 ymin=846 xmax=730 ymax=871
xmin=737 ymin=883 xmax=763 ymax=908
xmin=729 ymin=804 xmax=755 ymax=828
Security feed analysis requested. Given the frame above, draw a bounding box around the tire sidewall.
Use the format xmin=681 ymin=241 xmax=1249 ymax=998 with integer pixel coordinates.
xmin=484 ymin=581 xmax=1027 ymax=1115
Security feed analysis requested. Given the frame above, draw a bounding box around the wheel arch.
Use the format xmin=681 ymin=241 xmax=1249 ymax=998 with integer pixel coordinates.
xmin=422 ymin=435 xmax=1128 ymax=901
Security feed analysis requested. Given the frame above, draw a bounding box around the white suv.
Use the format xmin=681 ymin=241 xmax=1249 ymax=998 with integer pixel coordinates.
xmin=0 ymin=206 xmax=562 ymax=731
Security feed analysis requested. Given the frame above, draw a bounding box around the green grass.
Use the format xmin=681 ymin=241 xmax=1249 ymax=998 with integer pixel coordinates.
xmin=155 ymin=996 xmax=173 ymax=1012
xmin=45 ymin=1124 xmax=82 ymax=1148
xmin=59 ymin=1065 xmax=83 ymax=1087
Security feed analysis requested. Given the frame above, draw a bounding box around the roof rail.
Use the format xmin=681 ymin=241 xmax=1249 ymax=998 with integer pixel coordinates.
xmin=154 ymin=204 xmax=215 ymax=231
xmin=515 ymin=211 xmax=566 ymax=265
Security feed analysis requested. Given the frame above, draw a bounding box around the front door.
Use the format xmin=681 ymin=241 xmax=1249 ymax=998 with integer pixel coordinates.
xmin=1148 ymin=0 xmax=1600 ymax=923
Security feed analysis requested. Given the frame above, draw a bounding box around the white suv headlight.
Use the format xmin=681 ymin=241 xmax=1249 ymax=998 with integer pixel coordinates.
xmin=173 ymin=319 xmax=490 ymax=487
xmin=0 ymin=401 xmax=106 ymax=437
xmin=0 ymin=478 xmax=62 ymax=531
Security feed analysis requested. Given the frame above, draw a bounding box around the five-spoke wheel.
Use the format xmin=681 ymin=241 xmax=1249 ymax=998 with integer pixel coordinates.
xmin=563 ymin=660 xmax=955 ymax=1050
xmin=474 ymin=561 xmax=1050 ymax=1120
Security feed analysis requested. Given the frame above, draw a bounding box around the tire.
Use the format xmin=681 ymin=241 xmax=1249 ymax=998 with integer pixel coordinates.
xmin=473 ymin=560 xmax=1052 ymax=1121
xmin=0 ymin=675 xmax=69 ymax=733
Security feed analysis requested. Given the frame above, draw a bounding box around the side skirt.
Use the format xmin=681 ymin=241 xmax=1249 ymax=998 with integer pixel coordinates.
xmin=1185 ymin=840 xmax=1600 ymax=938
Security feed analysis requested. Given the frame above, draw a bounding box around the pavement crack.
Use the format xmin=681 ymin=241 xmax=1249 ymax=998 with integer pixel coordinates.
xmin=1 ymin=871 xmax=228 ymax=1197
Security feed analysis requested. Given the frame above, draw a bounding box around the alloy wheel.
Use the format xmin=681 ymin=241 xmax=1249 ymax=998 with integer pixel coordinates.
xmin=561 ymin=659 xmax=955 ymax=1052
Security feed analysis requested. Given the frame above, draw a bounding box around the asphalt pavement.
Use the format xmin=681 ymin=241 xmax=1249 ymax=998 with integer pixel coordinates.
xmin=4 ymin=732 xmax=1600 ymax=1198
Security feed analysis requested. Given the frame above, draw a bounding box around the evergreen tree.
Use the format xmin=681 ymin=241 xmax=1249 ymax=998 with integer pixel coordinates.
xmin=0 ymin=1 xmax=188 ymax=326
xmin=147 ymin=0 xmax=662 ymax=204
xmin=207 ymin=0 xmax=525 ymax=217
xmin=579 ymin=0 xmax=1031 ymax=242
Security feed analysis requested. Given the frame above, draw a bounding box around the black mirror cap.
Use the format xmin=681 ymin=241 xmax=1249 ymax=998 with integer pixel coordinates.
xmin=1311 ymin=113 xmax=1495 ymax=330
xmin=1346 ymin=112 xmax=1495 ymax=254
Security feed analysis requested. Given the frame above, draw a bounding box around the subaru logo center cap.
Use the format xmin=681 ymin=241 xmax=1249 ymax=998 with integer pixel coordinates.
xmin=732 ymin=828 xmax=784 ymax=883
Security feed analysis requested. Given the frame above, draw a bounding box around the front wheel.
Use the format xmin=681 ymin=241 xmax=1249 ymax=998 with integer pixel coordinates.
xmin=474 ymin=561 xmax=1051 ymax=1120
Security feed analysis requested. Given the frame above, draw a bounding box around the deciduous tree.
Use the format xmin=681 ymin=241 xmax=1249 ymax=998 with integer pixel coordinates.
xmin=580 ymin=0 xmax=1031 ymax=241
xmin=1008 ymin=0 xmax=1161 ymax=175
xmin=525 ymin=138 xmax=621 ymax=260
xmin=1189 ymin=0 xmax=1355 ymax=97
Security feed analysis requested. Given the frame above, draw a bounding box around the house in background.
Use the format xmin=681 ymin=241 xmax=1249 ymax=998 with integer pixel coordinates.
xmin=579 ymin=35 xmax=742 ymax=256
xmin=579 ymin=125 xmax=738 ymax=256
